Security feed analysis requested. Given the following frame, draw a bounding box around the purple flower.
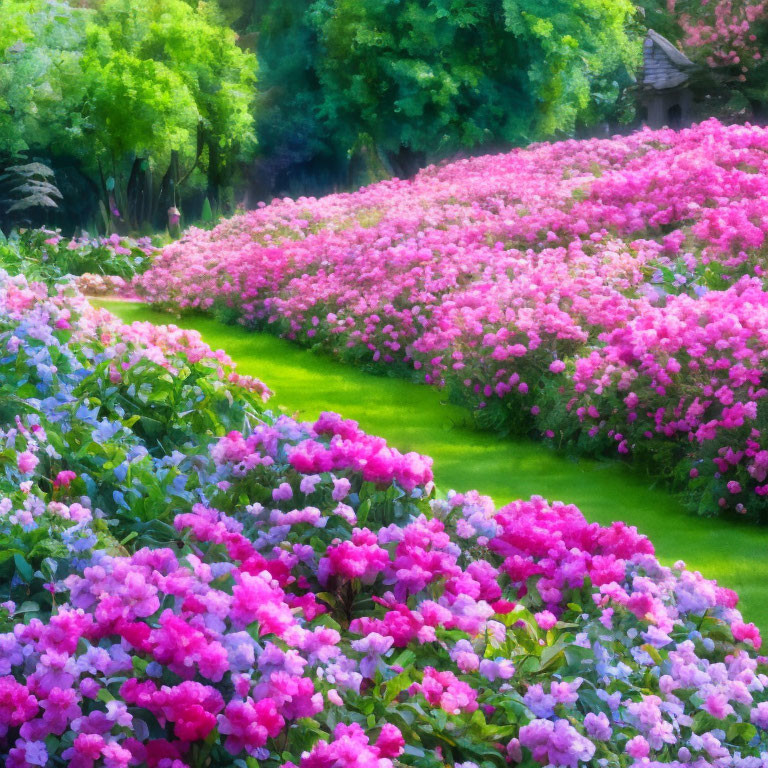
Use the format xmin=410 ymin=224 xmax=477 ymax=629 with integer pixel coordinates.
xmin=478 ymin=658 xmax=515 ymax=682
xmin=332 ymin=476 xmax=352 ymax=501
xmin=519 ymin=719 xmax=595 ymax=767
xmin=352 ymin=632 xmax=394 ymax=678
xmin=272 ymin=482 xmax=293 ymax=501
xmin=21 ymin=741 xmax=47 ymax=767
xmin=300 ymin=474 xmax=322 ymax=493
xmin=584 ymin=712 xmax=612 ymax=741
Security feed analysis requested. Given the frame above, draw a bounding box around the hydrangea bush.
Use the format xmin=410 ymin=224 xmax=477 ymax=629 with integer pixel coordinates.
xmin=2 ymin=272 xmax=768 ymax=767
xmin=0 ymin=229 xmax=155 ymax=285
xmin=134 ymin=120 xmax=768 ymax=520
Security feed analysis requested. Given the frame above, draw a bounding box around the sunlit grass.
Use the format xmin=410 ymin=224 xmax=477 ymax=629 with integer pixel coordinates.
xmin=98 ymin=299 xmax=768 ymax=633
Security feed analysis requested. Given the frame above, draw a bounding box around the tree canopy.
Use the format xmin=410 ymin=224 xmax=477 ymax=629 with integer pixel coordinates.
xmin=2 ymin=0 xmax=646 ymax=229
xmin=1 ymin=0 xmax=257 ymax=229
xmin=311 ymin=0 xmax=639 ymax=160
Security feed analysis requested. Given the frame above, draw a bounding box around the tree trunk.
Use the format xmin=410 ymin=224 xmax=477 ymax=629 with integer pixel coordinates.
xmin=125 ymin=157 xmax=143 ymax=229
xmin=749 ymin=99 xmax=767 ymax=126
xmin=388 ymin=146 xmax=426 ymax=179
xmin=207 ymin=139 xmax=222 ymax=206
xmin=141 ymin=161 xmax=153 ymax=226
xmin=155 ymin=150 xmax=180 ymax=226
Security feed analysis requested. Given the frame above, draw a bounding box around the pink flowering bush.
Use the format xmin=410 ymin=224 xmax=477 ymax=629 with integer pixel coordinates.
xmin=544 ymin=276 xmax=768 ymax=519
xmin=135 ymin=120 xmax=768 ymax=519
xmin=3 ymin=465 xmax=768 ymax=766
xmin=666 ymin=0 xmax=768 ymax=78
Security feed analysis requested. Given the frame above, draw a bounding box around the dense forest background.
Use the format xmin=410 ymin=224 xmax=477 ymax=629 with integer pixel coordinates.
xmin=2 ymin=0 xmax=767 ymax=234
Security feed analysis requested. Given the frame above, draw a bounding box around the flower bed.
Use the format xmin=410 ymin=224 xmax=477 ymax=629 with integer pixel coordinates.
xmin=2 ymin=273 xmax=768 ymax=767
xmin=0 ymin=270 xmax=270 ymax=612
xmin=134 ymin=120 xmax=768 ymax=520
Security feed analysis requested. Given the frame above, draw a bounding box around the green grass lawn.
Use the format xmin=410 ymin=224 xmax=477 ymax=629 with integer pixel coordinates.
xmin=98 ymin=300 xmax=768 ymax=633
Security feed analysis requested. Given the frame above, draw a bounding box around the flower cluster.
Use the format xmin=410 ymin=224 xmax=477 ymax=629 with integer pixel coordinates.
xmin=3 ymin=466 xmax=768 ymax=767
xmin=75 ymin=273 xmax=129 ymax=297
xmin=0 ymin=269 xmax=270 ymax=614
xmin=557 ymin=276 xmax=768 ymax=518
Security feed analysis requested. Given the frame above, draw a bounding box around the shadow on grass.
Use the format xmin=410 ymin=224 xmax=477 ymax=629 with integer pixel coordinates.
xmin=96 ymin=300 xmax=768 ymax=634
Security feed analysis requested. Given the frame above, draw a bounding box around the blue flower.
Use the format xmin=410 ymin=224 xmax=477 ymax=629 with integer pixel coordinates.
xmin=92 ymin=419 xmax=122 ymax=443
xmin=76 ymin=403 xmax=101 ymax=425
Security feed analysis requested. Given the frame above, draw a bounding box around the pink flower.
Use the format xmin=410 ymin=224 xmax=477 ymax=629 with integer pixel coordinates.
xmin=218 ymin=697 xmax=284 ymax=755
xmin=319 ymin=529 xmax=389 ymax=585
xmin=534 ymin=610 xmax=558 ymax=631
xmin=17 ymin=451 xmax=38 ymax=475
xmin=732 ymin=620 xmax=762 ymax=649
xmin=549 ymin=359 xmax=566 ymax=374
xmin=626 ymin=735 xmax=650 ymax=759
xmin=418 ymin=667 xmax=478 ymax=715
xmin=231 ymin=572 xmax=294 ymax=636
xmin=0 ymin=678 xmax=38 ymax=737
xmin=375 ymin=724 xmax=405 ymax=758
xmin=704 ymin=692 xmax=734 ymax=719
xmin=61 ymin=733 xmax=105 ymax=766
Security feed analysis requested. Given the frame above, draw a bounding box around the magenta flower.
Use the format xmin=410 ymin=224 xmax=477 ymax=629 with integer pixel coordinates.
xmin=53 ymin=470 xmax=77 ymax=489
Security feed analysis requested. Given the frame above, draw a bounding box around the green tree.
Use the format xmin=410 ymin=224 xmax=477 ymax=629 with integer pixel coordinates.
xmin=0 ymin=1 xmax=89 ymax=161
xmin=78 ymin=0 xmax=258 ymax=223
xmin=0 ymin=1 xmax=95 ymax=229
xmin=1 ymin=0 xmax=257 ymax=230
xmin=310 ymin=0 xmax=640 ymax=172
xmin=0 ymin=0 xmax=33 ymax=157
xmin=504 ymin=0 xmax=641 ymax=134
xmin=244 ymin=0 xmax=338 ymax=198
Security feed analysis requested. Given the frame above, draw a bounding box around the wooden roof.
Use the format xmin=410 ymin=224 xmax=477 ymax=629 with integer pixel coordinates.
xmin=643 ymin=29 xmax=696 ymax=91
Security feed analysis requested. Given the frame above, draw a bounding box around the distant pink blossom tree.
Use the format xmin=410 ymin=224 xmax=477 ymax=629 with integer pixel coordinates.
xmin=668 ymin=0 xmax=768 ymax=80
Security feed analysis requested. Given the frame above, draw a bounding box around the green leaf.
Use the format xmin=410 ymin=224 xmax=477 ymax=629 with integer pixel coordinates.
xmin=726 ymin=721 xmax=757 ymax=743
xmin=16 ymin=601 xmax=40 ymax=614
xmin=384 ymin=670 xmax=412 ymax=703
xmin=393 ymin=649 xmax=416 ymax=670
xmin=13 ymin=553 xmax=33 ymax=582
xmin=97 ymin=688 xmax=116 ymax=703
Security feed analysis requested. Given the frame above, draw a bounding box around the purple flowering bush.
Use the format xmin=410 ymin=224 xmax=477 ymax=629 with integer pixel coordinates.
xmin=2 ymin=271 xmax=768 ymax=767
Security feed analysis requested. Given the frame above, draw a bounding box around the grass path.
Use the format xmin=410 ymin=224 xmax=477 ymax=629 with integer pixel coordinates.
xmin=98 ymin=300 xmax=768 ymax=633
